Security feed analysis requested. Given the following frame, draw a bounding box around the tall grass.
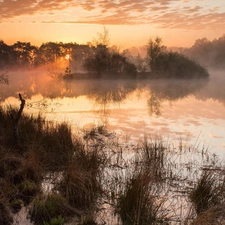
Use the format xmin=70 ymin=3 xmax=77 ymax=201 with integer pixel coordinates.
xmin=118 ymin=170 xmax=169 ymax=225
xmin=0 ymin=196 xmax=13 ymax=225
xmin=1 ymin=105 xmax=225 ymax=225
xmin=115 ymin=138 xmax=171 ymax=225
xmin=56 ymin=138 xmax=106 ymax=209
xmin=29 ymin=193 xmax=78 ymax=225
xmin=189 ymin=170 xmax=225 ymax=214
xmin=191 ymin=203 xmax=225 ymax=225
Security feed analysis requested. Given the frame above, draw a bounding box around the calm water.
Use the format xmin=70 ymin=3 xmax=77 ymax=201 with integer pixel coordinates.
xmin=1 ymin=69 xmax=225 ymax=159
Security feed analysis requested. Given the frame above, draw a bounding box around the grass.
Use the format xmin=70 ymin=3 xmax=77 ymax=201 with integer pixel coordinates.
xmin=77 ymin=215 xmax=98 ymax=225
xmin=117 ymin=170 xmax=169 ymax=225
xmin=56 ymin=142 xmax=106 ymax=209
xmin=189 ymin=170 xmax=225 ymax=214
xmin=1 ymin=104 xmax=225 ymax=225
xmin=29 ymin=193 xmax=77 ymax=225
xmin=43 ymin=215 xmax=65 ymax=225
xmin=0 ymin=105 xmax=108 ymax=224
xmin=0 ymin=106 xmax=76 ymax=171
xmin=191 ymin=203 xmax=225 ymax=225
xmin=115 ymin=138 xmax=171 ymax=225
xmin=0 ymin=196 xmax=13 ymax=225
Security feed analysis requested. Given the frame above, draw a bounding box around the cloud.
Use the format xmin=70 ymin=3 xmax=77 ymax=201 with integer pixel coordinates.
xmin=0 ymin=0 xmax=225 ymax=30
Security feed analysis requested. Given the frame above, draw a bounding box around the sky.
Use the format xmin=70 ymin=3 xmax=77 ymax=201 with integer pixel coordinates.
xmin=0 ymin=0 xmax=225 ymax=49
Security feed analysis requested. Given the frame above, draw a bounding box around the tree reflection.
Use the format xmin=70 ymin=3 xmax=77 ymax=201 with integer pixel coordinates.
xmin=146 ymin=79 xmax=209 ymax=115
xmin=147 ymin=93 xmax=162 ymax=116
xmin=0 ymin=70 xmax=212 ymax=117
xmin=0 ymin=72 xmax=8 ymax=85
xmin=85 ymin=80 xmax=138 ymax=113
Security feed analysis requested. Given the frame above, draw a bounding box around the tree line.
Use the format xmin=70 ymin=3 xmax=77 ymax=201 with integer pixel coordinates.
xmin=0 ymin=40 xmax=90 ymax=70
xmin=182 ymin=34 xmax=225 ymax=70
xmin=0 ymin=36 xmax=211 ymax=79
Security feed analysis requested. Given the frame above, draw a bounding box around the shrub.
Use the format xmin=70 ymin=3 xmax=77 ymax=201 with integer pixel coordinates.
xmin=152 ymin=52 xmax=209 ymax=79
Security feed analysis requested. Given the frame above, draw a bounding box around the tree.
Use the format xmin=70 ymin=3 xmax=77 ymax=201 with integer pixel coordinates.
xmin=83 ymin=45 xmax=110 ymax=77
xmin=92 ymin=26 xmax=110 ymax=47
xmin=12 ymin=42 xmax=38 ymax=68
xmin=147 ymin=37 xmax=165 ymax=71
xmin=147 ymin=37 xmax=209 ymax=78
xmin=0 ymin=40 xmax=12 ymax=69
xmin=36 ymin=42 xmax=64 ymax=66
xmin=83 ymin=45 xmax=137 ymax=78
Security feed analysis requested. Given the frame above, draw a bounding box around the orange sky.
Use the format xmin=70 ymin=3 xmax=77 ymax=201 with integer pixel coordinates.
xmin=1 ymin=0 xmax=225 ymax=48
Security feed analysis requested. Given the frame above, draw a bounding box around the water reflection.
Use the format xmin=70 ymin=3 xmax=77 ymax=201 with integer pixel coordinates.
xmin=0 ymin=70 xmax=209 ymax=105
xmin=1 ymin=69 xmax=225 ymax=156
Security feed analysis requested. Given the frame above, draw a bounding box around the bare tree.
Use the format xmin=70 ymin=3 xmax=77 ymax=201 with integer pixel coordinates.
xmin=92 ymin=26 xmax=110 ymax=47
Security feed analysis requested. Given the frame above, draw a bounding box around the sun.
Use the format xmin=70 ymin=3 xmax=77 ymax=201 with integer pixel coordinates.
xmin=65 ymin=54 xmax=70 ymax=60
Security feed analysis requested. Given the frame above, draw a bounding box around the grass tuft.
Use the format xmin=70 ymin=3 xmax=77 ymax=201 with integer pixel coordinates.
xmin=189 ymin=170 xmax=225 ymax=215
xmin=117 ymin=170 xmax=169 ymax=225
xmin=57 ymin=145 xmax=104 ymax=209
xmin=29 ymin=193 xmax=78 ymax=225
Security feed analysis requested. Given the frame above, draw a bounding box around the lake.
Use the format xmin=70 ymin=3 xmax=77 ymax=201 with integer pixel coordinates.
xmin=1 ymin=69 xmax=225 ymax=160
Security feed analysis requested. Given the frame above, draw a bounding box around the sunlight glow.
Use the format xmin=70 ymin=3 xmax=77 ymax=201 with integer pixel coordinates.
xmin=65 ymin=54 xmax=70 ymax=60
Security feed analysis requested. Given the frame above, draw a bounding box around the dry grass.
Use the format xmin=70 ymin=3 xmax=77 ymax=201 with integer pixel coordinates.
xmin=189 ymin=170 xmax=225 ymax=215
xmin=1 ymin=105 xmax=225 ymax=225
xmin=191 ymin=203 xmax=225 ymax=225
xmin=29 ymin=193 xmax=79 ymax=225
xmin=117 ymin=170 xmax=169 ymax=225
xmin=57 ymin=144 xmax=105 ymax=209
xmin=0 ymin=196 xmax=13 ymax=225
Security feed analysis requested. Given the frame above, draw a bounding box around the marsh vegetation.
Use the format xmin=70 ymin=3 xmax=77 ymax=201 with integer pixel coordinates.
xmin=1 ymin=98 xmax=225 ymax=224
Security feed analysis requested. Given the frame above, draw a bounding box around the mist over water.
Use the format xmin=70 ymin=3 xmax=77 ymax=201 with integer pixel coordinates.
xmin=1 ymin=68 xmax=225 ymax=158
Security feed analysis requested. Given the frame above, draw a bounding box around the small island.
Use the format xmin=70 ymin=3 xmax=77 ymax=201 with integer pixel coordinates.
xmin=64 ymin=37 xmax=210 ymax=80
